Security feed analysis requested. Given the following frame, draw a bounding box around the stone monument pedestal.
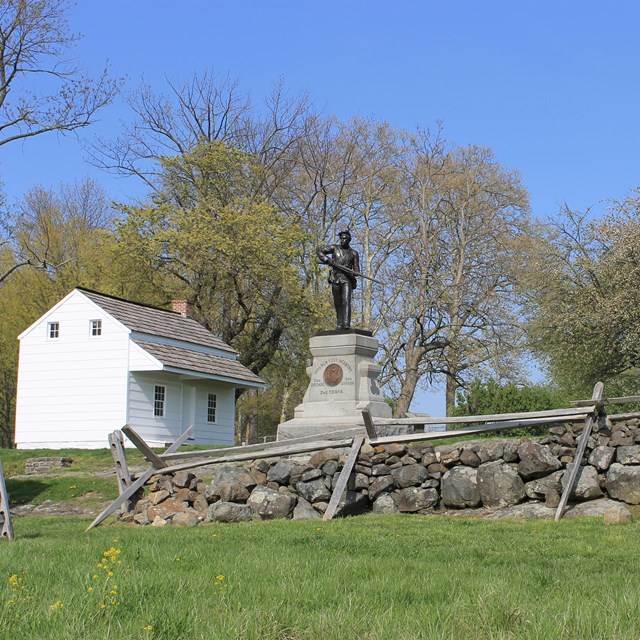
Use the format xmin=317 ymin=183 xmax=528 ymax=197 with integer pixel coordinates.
xmin=276 ymin=330 xmax=393 ymax=441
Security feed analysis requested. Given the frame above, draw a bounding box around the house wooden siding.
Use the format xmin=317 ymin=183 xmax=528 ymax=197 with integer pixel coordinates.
xmin=14 ymin=289 xmax=263 ymax=449
xmin=15 ymin=292 xmax=129 ymax=448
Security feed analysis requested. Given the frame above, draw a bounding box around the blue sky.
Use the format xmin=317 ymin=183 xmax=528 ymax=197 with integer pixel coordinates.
xmin=3 ymin=1 xmax=640 ymax=414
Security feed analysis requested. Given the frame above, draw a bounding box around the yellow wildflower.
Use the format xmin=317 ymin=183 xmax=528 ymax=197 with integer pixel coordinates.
xmin=87 ymin=586 xmax=94 ymax=593
xmin=8 ymin=574 xmax=18 ymax=586
xmin=49 ymin=600 xmax=64 ymax=610
xmin=144 ymin=625 xmax=153 ymax=631
xmin=216 ymin=575 xmax=225 ymax=581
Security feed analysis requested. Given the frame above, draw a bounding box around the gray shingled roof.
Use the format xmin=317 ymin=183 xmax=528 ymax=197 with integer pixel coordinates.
xmin=78 ymin=288 xmax=236 ymax=353
xmin=133 ymin=339 xmax=264 ymax=386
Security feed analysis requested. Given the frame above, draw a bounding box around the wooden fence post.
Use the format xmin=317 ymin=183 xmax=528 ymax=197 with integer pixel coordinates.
xmin=323 ymin=435 xmax=365 ymax=521
xmin=555 ymin=382 xmax=605 ymax=521
xmin=0 ymin=460 xmax=15 ymax=541
xmin=109 ymin=430 xmax=136 ymax=513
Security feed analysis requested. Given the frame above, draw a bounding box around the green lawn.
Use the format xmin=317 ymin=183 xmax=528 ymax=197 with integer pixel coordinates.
xmin=2 ymin=515 xmax=639 ymax=640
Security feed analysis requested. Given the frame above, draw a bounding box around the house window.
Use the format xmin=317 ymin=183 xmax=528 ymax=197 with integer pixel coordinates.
xmin=207 ymin=393 xmax=217 ymax=423
xmin=154 ymin=385 xmax=166 ymax=417
xmin=48 ymin=322 xmax=59 ymax=339
xmin=90 ymin=319 xmax=102 ymax=336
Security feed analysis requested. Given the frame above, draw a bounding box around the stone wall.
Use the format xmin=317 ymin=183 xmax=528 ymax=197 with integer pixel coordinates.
xmin=25 ymin=457 xmax=73 ymax=474
xmin=123 ymin=417 xmax=640 ymax=527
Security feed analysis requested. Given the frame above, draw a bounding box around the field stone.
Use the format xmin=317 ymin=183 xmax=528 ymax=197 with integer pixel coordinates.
xmin=173 ymin=470 xmax=196 ymax=488
xmin=459 ymin=448 xmax=481 ymax=468
xmin=309 ymin=448 xmax=340 ymax=467
xmin=384 ymin=443 xmax=407 ymax=457
xmin=267 ymin=459 xmax=297 ymax=484
xmin=151 ymin=516 xmax=167 ymax=527
xmin=391 ymin=463 xmax=428 ymax=488
xmin=148 ymin=489 xmax=170 ymax=505
xmin=172 ymin=511 xmax=201 ymax=526
xmin=517 ymin=442 xmax=562 ymax=480
xmin=372 ymin=464 xmax=392 ymax=476
xmin=441 ymin=466 xmax=481 ymax=508
xmin=477 ymin=461 xmax=526 ymax=508
xmin=192 ymin=493 xmax=209 ymax=514
xmin=606 ymin=463 xmax=640 ymax=504
xmin=212 ymin=466 xmax=256 ymax=502
xmin=208 ymin=501 xmax=252 ymax=523
xmin=400 ymin=455 xmax=417 ymax=465
xmin=561 ymin=464 xmax=602 ymax=500
xmin=369 ymin=475 xmax=395 ymax=501
xmin=502 ymin=442 xmax=520 ymax=463
xmin=407 ymin=442 xmax=432 ymax=460
xmin=296 ymin=478 xmax=332 ymax=503
xmin=474 ymin=441 xmax=504 ymax=463
xmin=301 ymin=468 xmax=323 ymax=482
xmin=603 ymin=505 xmax=633 ymax=525
xmin=292 ymin=496 xmax=321 ymax=520
xmin=616 ymin=445 xmax=640 ymax=465
xmin=360 ymin=443 xmax=375 ymax=456
xmin=372 ymin=493 xmax=399 ymax=514
xmin=323 ymin=460 xmax=340 ymax=476
xmin=421 ymin=451 xmax=438 ymax=466
xmin=354 ymin=473 xmax=370 ymax=490
xmin=147 ymin=499 xmax=187 ymax=521
xmin=133 ymin=512 xmax=150 ymax=526
xmin=525 ymin=471 xmax=564 ymax=500
xmin=588 ymin=446 xmax=616 ymax=471
xmin=395 ymin=487 xmax=438 ymax=512
xmin=247 ymin=486 xmax=296 ymax=519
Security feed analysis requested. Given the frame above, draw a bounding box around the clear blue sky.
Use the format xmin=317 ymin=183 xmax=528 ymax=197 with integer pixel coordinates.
xmin=3 ymin=1 xmax=640 ymax=414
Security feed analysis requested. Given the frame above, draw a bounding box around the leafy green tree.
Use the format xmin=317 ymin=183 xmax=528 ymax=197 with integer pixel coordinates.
xmin=0 ymin=179 xmax=116 ymax=446
xmin=523 ymin=194 xmax=640 ymax=398
xmin=114 ymin=141 xmax=324 ymax=442
xmin=453 ymin=378 xmax=569 ymax=416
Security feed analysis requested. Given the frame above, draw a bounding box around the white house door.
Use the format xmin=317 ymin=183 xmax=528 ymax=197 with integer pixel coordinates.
xmin=181 ymin=385 xmax=196 ymax=437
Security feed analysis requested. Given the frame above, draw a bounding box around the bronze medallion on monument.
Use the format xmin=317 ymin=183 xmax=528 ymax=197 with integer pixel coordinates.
xmin=323 ymin=363 xmax=343 ymax=387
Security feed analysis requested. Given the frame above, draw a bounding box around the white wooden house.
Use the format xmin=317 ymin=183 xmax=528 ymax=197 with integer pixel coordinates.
xmin=14 ymin=288 xmax=264 ymax=449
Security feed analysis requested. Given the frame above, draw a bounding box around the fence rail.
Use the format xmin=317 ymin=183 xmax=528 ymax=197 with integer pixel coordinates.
xmin=88 ymin=381 xmax=640 ymax=530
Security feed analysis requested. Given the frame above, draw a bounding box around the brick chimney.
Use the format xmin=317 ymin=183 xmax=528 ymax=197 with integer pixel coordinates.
xmin=171 ymin=299 xmax=194 ymax=318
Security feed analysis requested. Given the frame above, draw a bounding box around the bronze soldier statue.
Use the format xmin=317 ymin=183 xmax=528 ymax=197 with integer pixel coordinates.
xmin=317 ymin=229 xmax=360 ymax=330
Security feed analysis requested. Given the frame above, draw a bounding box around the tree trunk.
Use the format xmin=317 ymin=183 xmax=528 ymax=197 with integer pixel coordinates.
xmin=243 ymin=387 xmax=259 ymax=444
xmin=394 ymin=369 xmax=421 ymax=418
xmin=279 ymin=386 xmax=290 ymax=424
xmin=445 ymin=374 xmax=458 ymax=417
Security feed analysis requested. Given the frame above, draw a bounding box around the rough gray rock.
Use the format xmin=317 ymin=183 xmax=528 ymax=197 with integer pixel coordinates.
xmin=441 ymin=466 xmax=481 ymax=508
xmin=588 ymin=446 xmax=616 ymax=471
xmin=395 ymin=487 xmax=438 ymax=512
xmin=368 ymin=475 xmax=396 ymax=501
xmin=212 ymin=466 xmax=256 ymax=503
xmin=477 ymin=461 xmax=526 ymax=508
xmin=372 ymin=493 xmax=399 ymax=514
xmin=561 ymin=464 xmax=602 ymax=500
xmin=474 ymin=441 xmax=504 ymax=464
xmin=517 ymin=442 xmax=562 ymax=480
xmin=172 ymin=511 xmax=201 ymax=526
xmin=247 ymin=486 xmax=296 ymax=519
xmin=296 ymin=478 xmax=332 ymax=503
xmin=616 ymin=445 xmax=640 ymax=465
xmin=459 ymin=448 xmax=481 ymax=468
xmin=606 ymin=463 xmax=640 ymax=504
xmin=391 ymin=463 xmax=429 ymax=488
xmin=524 ymin=471 xmax=563 ymax=500
xmin=267 ymin=459 xmax=298 ymax=484
xmin=292 ymin=496 xmax=321 ymax=520
xmin=207 ymin=501 xmax=252 ymax=523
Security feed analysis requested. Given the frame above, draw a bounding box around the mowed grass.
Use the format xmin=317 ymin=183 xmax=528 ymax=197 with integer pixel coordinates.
xmin=2 ymin=515 xmax=640 ymax=640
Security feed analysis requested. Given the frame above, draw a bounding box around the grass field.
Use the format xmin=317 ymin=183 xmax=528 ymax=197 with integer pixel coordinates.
xmin=3 ymin=514 xmax=640 ymax=640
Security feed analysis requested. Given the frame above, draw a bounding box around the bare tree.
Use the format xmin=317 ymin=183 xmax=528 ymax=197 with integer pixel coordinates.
xmin=0 ymin=0 xmax=119 ymax=146
xmin=377 ymin=134 xmax=530 ymax=416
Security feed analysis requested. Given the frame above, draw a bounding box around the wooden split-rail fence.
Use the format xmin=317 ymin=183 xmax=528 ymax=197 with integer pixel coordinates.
xmin=84 ymin=381 xmax=640 ymax=531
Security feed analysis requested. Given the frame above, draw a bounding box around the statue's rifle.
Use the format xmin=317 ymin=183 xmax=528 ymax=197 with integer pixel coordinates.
xmin=321 ymin=259 xmax=383 ymax=285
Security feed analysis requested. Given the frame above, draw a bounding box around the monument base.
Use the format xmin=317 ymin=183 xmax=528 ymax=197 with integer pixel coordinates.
xmin=277 ymin=331 xmax=409 ymax=441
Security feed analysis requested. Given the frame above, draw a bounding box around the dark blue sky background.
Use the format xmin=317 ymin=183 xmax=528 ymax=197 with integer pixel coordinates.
xmin=4 ymin=1 xmax=640 ymax=413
